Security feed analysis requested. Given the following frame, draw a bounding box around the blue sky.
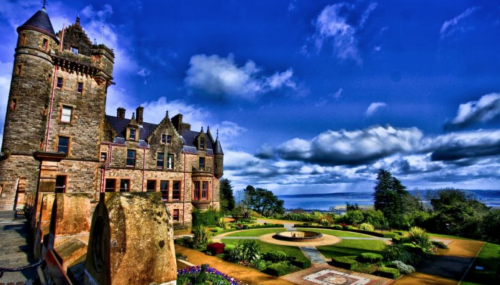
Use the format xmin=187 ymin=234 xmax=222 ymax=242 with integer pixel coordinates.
xmin=1 ymin=0 xmax=500 ymax=194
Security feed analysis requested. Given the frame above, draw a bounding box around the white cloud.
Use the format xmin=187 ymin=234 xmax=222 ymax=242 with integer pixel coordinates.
xmin=440 ymin=7 xmax=480 ymax=38
xmin=212 ymin=121 xmax=247 ymax=147
xmin=185 ymin=54 xmax=297 ymax=100
xmin=365 ymin=102 xmax=386 ymax=117
xmin=308 ymin=2 xmax=377 ymax=63
xmin=278 ymin=125 xmax=423 ymax=165
xmin=448 ymin=93 xmax=500 ymax=128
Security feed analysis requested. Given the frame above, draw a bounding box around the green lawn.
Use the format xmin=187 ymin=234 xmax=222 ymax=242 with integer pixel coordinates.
xmin=462 ymin=242 xmax=500 ymax=285
xmin=224 ymin=228 xmax=287 ymax=237
xmin=295 ymin=228 xmax=374 ymax=238
xmin=317 ymin=239 xmax=387 ymax=259
xmin=221 ymin=238 xmax=309 ymax=262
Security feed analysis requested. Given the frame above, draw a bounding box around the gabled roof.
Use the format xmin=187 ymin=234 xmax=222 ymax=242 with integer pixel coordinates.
xmin=18 ymin=8 xmax=59 ymax=43
xmin=105 ymin=115 xmax=216 ymax=150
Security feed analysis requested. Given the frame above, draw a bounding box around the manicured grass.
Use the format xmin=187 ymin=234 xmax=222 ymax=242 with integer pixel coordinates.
xmin=257 ymin=217 xmax=305 ymax=224
xmin=462 ymin=242 xmax=500 ymax=285
xmin=221 ymin=239 xmax=309 ymax=262
xmin=295 ymin=228 xmax=374 ymax=238
xmin=225 ymin=228 xmax=287 ymax=237
xmin=317 ymin=239 xmax=387 ymax=259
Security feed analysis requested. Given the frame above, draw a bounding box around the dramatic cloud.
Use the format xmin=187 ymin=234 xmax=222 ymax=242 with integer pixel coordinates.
xmin=365 ymin=102 xmax=386 ymax=117
xmin=185 ymin=54 xmax=297 ymax=100
xmin=212 ymin=121 xmax=247 ymax=147
xmin=277 ymin=125 xmax=423 ymax=165
xmin=255 ymin=144 xmax=275 ymax=159
xmin=308 ymin=2 xmax=377 ymax=63
xmin=447 ymin=93 xmax=500 ymax=128
xmin=428 ymin=130 xmax=500 ymax=161
xmin=440 ymin=7 xmax=480 ymax=38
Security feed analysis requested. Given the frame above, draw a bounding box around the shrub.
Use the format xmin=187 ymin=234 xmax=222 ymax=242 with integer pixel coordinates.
xmin=265 ymin=262 xmax=299 ymax=276
xmin=346 ymin=226 xmax=356 ymax=230
xmin=359 ymin=223 xmax=375 ymax=232
xmin=391 ymin=260 xmax=415 ymax=274
xmin=382 ymin=244 xmax=415 ymax=265
xmin=192 ymin=225 xmax=213 ymax=250
xmin=211 ymin=227 xmax=222 ymax=233
xmin=292 ymin=259 xmax=311 ymax=269
xmin=177 ymin=265 xmax=245 ymax=285
xmin=375 ymin=267 xmax=401 ymax=279
xmin=264 ymin=250 xmax=288 ymax=262
xmin=252 ymin=259 xmax=267 ymax=271
xmin=249 ymin=210 xmax=261 ymax=217
xmin=432 ymin=241 xmax=449 ymax=249
xmin=357 ymin=252 xmax=383 ymax=263
xmin=408 ymin=227 xmax=432 ymax=250
xmin=333 ymin=224 xmax=343 ymax=230
xmin=242 ymin=224 xmax=249 ymax=229
xmin=207 ymin=243 xmax=225 ymax=255
xmin=192 ymin=208 xmax=223 ymax=227
xmin=216 ymin=217 xmax=227 ymax=229
xmin=228 ymin=240 xmax=262 ymax=263
xmin=331 ymin=257 xmax=357 ymax=270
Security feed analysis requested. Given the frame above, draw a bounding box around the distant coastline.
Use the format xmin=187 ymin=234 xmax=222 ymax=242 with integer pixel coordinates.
xmin=278 ymin=189 xmax=500 ymax=211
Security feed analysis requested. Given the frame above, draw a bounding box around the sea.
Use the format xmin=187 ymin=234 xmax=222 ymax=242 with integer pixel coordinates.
xmin=278 ymin=190 xmax=500 ymax=211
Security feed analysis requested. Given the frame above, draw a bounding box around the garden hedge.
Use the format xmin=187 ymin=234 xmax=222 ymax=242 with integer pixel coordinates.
xmin=375 ymin=267 xmax=401 ymax=279
xmin=331 ymin=257 xmax=357 ymax=270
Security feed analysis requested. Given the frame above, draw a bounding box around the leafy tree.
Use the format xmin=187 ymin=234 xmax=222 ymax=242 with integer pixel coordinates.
xmin=373 ymin=169 xmax=419 ymax=228
xmin=344 ymin=210 xmax=364 ymax=225
xmin=363 ymin=209 xmax=386 ymax=228
xmin=243 ymin=185 xmax=285 ymax=217
xmin=220 ymin=178 xmax=236 ymax=212
xmin=481 ymin=209 xmax=500 ymax=244
xmin=346 ymin=202 xmax=360 ymax=211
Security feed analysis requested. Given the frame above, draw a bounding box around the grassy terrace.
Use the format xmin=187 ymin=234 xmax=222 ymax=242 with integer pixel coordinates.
xmin=317 ymin=239 xmax=387 ymax=258
xmin=462 ymin=242 xmax=500 ymax=285
xmin=225 ymin=228 xmax=287 ymax=237
xmin=295 ymin=228 xmax=374 ymax=238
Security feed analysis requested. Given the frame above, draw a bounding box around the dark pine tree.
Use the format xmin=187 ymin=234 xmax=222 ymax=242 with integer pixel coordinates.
xmin=220 ymin=178 xmax=236 ymax=212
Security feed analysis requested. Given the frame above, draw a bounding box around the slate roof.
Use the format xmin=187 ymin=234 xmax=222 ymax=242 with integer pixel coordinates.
xmin=214 ymin=140 xmax=224 ymax=155
xmin=105 ymin=115 xmax=217 ymax=151
xmin=18 ymin=8 xmax=59 ymax=43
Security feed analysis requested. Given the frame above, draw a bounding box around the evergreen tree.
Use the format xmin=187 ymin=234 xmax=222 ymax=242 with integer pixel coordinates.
xmin=220 ymin=178 xmax=235 ymax=212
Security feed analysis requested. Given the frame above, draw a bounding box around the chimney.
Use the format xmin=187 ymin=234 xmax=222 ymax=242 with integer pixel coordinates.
xmin=117 ymin=107 xmax=126 ymax=119
xmin=171 ymin=114 xmax=183 ymax=132
xmin=136 ymin=106 xmax=144 ymax=124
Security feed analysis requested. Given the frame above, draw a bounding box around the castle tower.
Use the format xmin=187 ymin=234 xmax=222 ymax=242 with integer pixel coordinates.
xmin=0 ymin=8 xmax=115 ymax=210
xmin=213 ymin=136 xmax=224 ymax=179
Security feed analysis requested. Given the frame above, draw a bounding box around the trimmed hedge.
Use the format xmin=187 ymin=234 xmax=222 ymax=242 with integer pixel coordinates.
xmin=296 ymin=225 xmax=396 ymax=238
xmin=265 ymin=262 xmax=300 ymax=276
xmin=265 ymin=250 xmax=288 ymax=262
xmin=375 ymin=267 xmax=401 ymax=279
xmin=292 ymin=259 xmax=311 ymax=269
xmin=331 ymin=257 xmax=357 ymax=270
xmin=357 ymin=252 xmax=383 ymax=263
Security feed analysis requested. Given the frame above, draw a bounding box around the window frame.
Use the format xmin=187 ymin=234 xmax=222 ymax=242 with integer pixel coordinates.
xmin=193 ymin=181 xmax=200 ymax=201
xmin=77 ymin=82 xmax=83 ymax=94
xmin=161 ymin=134 xmax=167 ymax=144
xmin=56 ymin=77 xmax=63 ymax=89
xmin=55 ymin=175 xmax=67 ymax=193
xmin=173 ymin=209 xmax=180 ymax=221
xmin=126 ymin=149 xmax=136 ymax=167
xmin=202 ymin=181 xmax=209 ymax=200
xmin=119 ymin=179 xmax=130 ymax=192
xmin=128 ymin=128 xmax=137 ymax=141
xmin=60 ymin=105 xmax=73 ymax=123
xmin=199 ymin=157 xmax=205 ymax=168
xmin=160 ymin=180 xmax=169 ymax=201
xmin=172 ymin=181 xmax=181 ymax=200
xmin=105 ymin=178 xmax=117 ymax=192
xmin=71 ymin=46 xmax=79 ymax=55
xmin=57 ymin=136 xmax=70 ymax=155
xmin=100 ymin=152 xmax=107 ymax=162
xmin=157 ymin=152 xmax=164 ymax=169
xmin=167 ymin=153 xmax=174 ymax=169
xmin=200 ymin=138 xmax=205 ymax=150
xmin=146 ymin=180 xmax=157 ymax=192
xmin=167 ymin=135 xmax=172 ymax=144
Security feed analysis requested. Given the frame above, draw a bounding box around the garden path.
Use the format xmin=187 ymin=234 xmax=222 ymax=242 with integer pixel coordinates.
xmin=300 ymin=246 xmax=328 ymax=264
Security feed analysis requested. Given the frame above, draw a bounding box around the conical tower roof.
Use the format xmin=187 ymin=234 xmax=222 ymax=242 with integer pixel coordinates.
xmin=214 ymin=139 xmax=224 ymax=155
xmin=17 ymin=8 xmax=59 ymax=43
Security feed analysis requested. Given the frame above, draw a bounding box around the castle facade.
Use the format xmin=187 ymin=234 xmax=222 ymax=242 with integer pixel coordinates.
xmin=0 ymin=8 xmax=223 ymax=228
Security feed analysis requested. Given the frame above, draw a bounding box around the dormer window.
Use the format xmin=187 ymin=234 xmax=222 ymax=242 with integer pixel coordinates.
xmin=71 ymin=46 xmax=79 ymax=55
xmin=161 ymin=134 xmax=167 ymax=144
xmin=200 ymin=138 xmax=205 ymax=150
xmin=167 ymin=135 xmax=172 ymax=144
xmin=129 ymin=128 xmax=136 ymax=140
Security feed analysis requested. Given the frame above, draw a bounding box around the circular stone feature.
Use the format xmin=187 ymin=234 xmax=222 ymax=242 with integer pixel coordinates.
xmin=273 ymin=231 xmax=323 ymax=242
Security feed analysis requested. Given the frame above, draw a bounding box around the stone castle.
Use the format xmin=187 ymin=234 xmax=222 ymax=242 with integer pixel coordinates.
xmin=0 ymin=7 xmax=224 ymax=229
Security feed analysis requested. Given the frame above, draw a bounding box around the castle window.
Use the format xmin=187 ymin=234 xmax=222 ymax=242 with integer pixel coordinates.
xmin=120 ymin=179 xmax=130 ymax=192
xmin=167 ymin=153 xmax=174 ymax=169
xmin=61 ymin=106 xmax=73 ymax=123
xmin=202 ymin=181 xmax=209 ymax=199
xmin=10 ymin=99 xmax=17 ymax=111
xmin=193 ymin=181 xmax=200 ymax=200
xmin=77 ymin=82 xmax=83 ymax=93
xmin=105 ymin=179 xmax=116 ymax=192
xmin=56 ymin=77 xmax=63 ymax=89
xmin=100 ymin=152 xmax=107 ymax=162
xmin=161 ymin=134 xmax=166 ymax=144
xmin=129 ymin=128 xmax=136 ymax=140
xmin=172 ymin=181 xmax=181 ymax=200
xmin=199 ymin=157 xmax=205 ymax=168
xmin=55 ymin=175 xmax=67 ymax=193
xmin=200 ymin=138 xmax=205 ymax=150
xmin=126 ymin=150 xmax=136 ymax=167
xmin=167 ymin=135 xmax=172 ymax=144
xmin=43 ymin=39 xmax=48 ymax=51
xmin=71 ymin=46 xmax=79 ymax=55
xmin=147 ymin=180 xmax=157 ymax=192
xmin=160 ymin=180 xmax=169 ymax=200
xmin=157 ymin=152 xmax=164 ymax=169
xmin=57 ymin=136 xmax=70 ymax=154
xmin=173 ymin=209 xmax=179 ymax=221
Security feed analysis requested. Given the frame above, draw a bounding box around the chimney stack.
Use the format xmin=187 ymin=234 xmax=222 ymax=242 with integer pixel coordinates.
xmin=136 ymin=106 xmax=144 ymax=124
xmin=117 ymin=107 xmax=126 ymax=119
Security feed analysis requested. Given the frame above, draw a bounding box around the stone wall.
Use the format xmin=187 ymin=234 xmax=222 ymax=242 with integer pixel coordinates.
xmin=0 ymin=155 xmax=40 ymax=210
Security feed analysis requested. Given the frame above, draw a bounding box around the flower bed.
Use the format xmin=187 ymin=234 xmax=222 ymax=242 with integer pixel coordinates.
xmin=177 ymin=265 xmax=246 ymax=285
